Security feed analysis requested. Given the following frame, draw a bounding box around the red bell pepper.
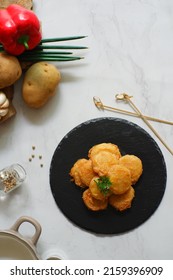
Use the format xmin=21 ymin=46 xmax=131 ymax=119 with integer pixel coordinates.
xmin=0 ymin=4 xmax=42 ymax=55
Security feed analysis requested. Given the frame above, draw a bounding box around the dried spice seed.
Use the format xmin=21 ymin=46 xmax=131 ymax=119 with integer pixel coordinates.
xmin=0 ymin=165 xmax=26 ymax=194
xmin=28 ymin=146 xmax=44 ymax=167
xmin=0 ymin=170 xmax=17 ymax=193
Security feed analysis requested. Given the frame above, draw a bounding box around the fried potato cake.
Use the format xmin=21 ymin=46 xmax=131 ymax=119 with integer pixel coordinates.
xmin=91 ymin=150 xmax=119 ymax=176
xmin=119 ymin=155 xmax=143 ymax=184
xmin=88 ymin=143 xmax=121 ymax=159
xmin=82 ymin=189 xmax=108 ymax=211
xmin=108 ymin=165 xmax=131 ymax=195
xmin=70 ymin=143 xmax=143 ymax=213
xmin=70 ymin=159 xmax=96 ymax=187
xmin=89 ymin=176 xmax=111 ymax=201
xmin=109 ymin=186 xmax=135 ymax=211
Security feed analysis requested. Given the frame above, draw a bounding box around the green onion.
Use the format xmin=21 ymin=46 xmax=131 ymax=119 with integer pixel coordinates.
xmin=19 ymin=55 xmax=82 ymax=59
xmin=18 ymin=56 xmax=83 ymax=62
xmin=34 ymin=45 xmax=87 ymax=50
xmin=41 ymin=35 xmax=87 ymax=43
xmin=0 ymin=36 xmax=87 ymax=62
xmin=19 ymin=51 xmax=73 ymax=55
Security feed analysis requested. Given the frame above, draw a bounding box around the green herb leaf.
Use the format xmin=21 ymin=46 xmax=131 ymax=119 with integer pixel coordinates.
xmin=95 ymin=176 xmax=112 ymax=195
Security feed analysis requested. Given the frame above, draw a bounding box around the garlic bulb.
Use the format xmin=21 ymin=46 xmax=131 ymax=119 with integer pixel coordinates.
xmin=0 ymin=92 xmax=9 ymax=120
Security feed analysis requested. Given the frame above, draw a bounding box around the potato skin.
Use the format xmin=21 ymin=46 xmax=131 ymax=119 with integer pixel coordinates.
xmin=0 ymin=52 xmax=22 ymax=89
xmin=22 ymin=62 xmax=61 ymax=108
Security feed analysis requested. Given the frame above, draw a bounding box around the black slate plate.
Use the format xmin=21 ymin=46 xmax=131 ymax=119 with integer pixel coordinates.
xmin=50 ymin=118 xmax=167 ymax=234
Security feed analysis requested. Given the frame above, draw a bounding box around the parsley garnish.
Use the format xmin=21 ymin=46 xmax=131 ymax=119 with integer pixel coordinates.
xmin=95 ymin=176 xmax=112 ymax=195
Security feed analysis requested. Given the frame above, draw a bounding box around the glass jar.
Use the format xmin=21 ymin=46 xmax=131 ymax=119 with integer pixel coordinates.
xmin=0 ymin=164 xmax=26 ymax=195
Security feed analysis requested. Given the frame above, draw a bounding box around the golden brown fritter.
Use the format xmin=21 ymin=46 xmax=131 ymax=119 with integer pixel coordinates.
xmin=82 ymin=189 xmax=108 ymax=211
xmin=108 ymin=165 xmax=131 ymax=195
xmin=88 ymin=143 xmax=121 ymax=159
xmin=69 ymin=142 xmax=143 ymax=213
xmin=91 ymin=150 xmax=119 ymax=176
xmin=89 ymin=176 xmax=111 ymax=201
xmin=69 ymin=159 xmax=96 ymax=187
xmin=109 ymin=186 xmax=135 ymax=211
xmin=119 ymin=155 xmax=143 ymax=184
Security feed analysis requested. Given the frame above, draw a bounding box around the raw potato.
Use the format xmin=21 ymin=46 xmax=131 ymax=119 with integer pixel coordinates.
xmin=22 ymin=62 xmax=61 ymax=108
xmin=0 ymin=0 xmax=33 ymax=10
xmin=0 ymin=52 xmax=22 ymax=89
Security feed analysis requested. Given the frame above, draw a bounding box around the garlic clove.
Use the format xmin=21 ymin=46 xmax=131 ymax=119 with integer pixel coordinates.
xmin=0 ymin=92 xmax=7 ymax=106
xmin=0 ymin=92 xmax=10 ymax=119
xmin=1 ymin=98 xmax=9 ymax=108
xmin=0 ymin=108 xmax=9 ymax=117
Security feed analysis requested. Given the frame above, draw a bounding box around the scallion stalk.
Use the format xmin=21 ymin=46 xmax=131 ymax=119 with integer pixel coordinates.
xmin=0 ymin=35 xmax=87 ymax=61
xmin=40 ymin=35 xmax=87 ymax=43
xmin=18 ymin=56 xmax=83 ymax=62
xmin=35 ymin=45 xmax=87 ymax=50
xmin=19 ymin=51 xmax=73 ymax=55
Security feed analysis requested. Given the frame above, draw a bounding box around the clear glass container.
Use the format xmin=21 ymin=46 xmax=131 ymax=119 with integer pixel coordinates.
xmin=0 ymin=164 xmax=26 ymax=195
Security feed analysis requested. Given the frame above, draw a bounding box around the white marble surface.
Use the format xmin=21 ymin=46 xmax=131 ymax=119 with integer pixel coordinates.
xmin=0 ymin=0 xmax=173 ymax=260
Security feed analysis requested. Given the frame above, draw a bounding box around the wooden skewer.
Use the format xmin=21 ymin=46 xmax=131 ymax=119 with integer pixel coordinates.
xmin=115 ymin=93 xmax=173 ymax=156
xmin=93 ymin=96 xmax=173 ymax=126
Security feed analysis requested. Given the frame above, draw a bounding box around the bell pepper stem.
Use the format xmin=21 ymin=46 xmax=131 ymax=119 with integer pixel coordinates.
xmin=18 ymin=35 xmax=29 ymax=50
xmin=23 ymin=41 xmax=29 ymax=49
